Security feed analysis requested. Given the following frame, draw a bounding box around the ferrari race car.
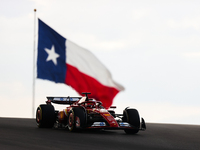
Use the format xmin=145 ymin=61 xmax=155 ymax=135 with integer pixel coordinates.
xmin=36 ymin=92 xmax=146 ymax=134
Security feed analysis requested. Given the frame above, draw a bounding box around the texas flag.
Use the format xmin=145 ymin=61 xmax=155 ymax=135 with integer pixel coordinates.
xmin=37 ymin=19 xmax=124 ymax=108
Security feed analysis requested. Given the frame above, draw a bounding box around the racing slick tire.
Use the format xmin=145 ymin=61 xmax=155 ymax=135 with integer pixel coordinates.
xmin=36 ymin=104 xmax=55 ymax=128
xmin=123 ymin=108 xmax=140 ymax=134
xmin=68 ymin=107 xmax=86 ymax=132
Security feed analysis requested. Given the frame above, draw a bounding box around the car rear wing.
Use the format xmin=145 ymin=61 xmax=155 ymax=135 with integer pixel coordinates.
xmin=46 ymin=96 xmax=82 ymax=105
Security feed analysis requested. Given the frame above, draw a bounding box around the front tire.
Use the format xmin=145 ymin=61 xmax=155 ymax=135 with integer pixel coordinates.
xmin=68 ymin=107 xmax=86 ymax=132
xmin=123 ymin=108 xmax=140 ymax=134
xmin=36 ymin=104 xmax=55 ymax=128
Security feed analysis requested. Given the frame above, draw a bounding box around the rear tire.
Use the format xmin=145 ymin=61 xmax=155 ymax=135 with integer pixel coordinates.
xmin=68 ymin=107 xmax=86 ymax=132
xmin=36 ymin=104 xmax=55 ymax=128
xmin=123 ymin=108 xmax=140 ymax=134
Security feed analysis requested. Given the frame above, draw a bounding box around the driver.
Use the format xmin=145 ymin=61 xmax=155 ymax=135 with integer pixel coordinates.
xmin=85 ymin=102 xmax=94 ymax=108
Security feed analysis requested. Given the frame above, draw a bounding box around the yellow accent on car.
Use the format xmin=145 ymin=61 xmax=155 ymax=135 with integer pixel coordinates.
xmin=64 ymin=109 xmax=68 ymax=116
xmin=60 ymin=111 xmax=64 ymax=120
xmin=104 ymin=114 xmax=110 ymax=116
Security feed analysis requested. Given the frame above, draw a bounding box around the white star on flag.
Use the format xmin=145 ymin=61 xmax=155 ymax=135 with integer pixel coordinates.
xmin=44 ymin=45 xmax=60 ymax=65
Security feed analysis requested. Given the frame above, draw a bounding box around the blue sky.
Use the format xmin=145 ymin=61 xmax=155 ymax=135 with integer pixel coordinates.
xmin=0 ymin=0 xmax=200 ymax=124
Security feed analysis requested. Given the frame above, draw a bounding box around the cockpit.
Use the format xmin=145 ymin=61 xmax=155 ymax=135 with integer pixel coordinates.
xmin=78 ymin=97 xmax=95 ymax=108
xmin=78 ymin=96 xmax=103 ymax=109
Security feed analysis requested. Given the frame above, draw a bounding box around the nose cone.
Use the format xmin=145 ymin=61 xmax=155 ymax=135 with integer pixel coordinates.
xmin=102 ymin=113 xmax=119 ymax=127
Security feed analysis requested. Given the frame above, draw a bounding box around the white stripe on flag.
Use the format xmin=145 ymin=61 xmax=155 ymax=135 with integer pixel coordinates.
xmin=66 ymin=40 xmax=124 ymax=91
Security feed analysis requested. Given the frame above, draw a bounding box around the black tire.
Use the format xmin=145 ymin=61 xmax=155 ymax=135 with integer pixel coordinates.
xmin=123 ymin=108 xmax=140 ymax=134
xmin=36 ymin=104 xmax=55 ymax=128
xmin=68 ymin=107 xmax=86 ymax=132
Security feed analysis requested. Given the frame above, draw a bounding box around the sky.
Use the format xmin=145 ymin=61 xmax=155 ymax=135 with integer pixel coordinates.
xmin=0 ymin=0 xmax=200 ymax=125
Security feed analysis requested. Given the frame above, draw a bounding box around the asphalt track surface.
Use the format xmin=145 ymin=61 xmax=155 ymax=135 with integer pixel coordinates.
xmin=0 ymin=118 xmax=200 ymax=150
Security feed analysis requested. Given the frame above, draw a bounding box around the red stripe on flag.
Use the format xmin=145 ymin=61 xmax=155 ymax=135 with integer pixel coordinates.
xmin=65 ymin=64 xmax=119 ymax=109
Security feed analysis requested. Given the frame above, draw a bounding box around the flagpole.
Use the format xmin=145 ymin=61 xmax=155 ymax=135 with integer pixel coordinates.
xmin=32 ymin=9 xmax=37 ymax=118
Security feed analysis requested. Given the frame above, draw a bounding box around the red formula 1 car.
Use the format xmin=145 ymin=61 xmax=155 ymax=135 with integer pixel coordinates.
xmin=36 ymin=93 xmax=146 ymax=134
